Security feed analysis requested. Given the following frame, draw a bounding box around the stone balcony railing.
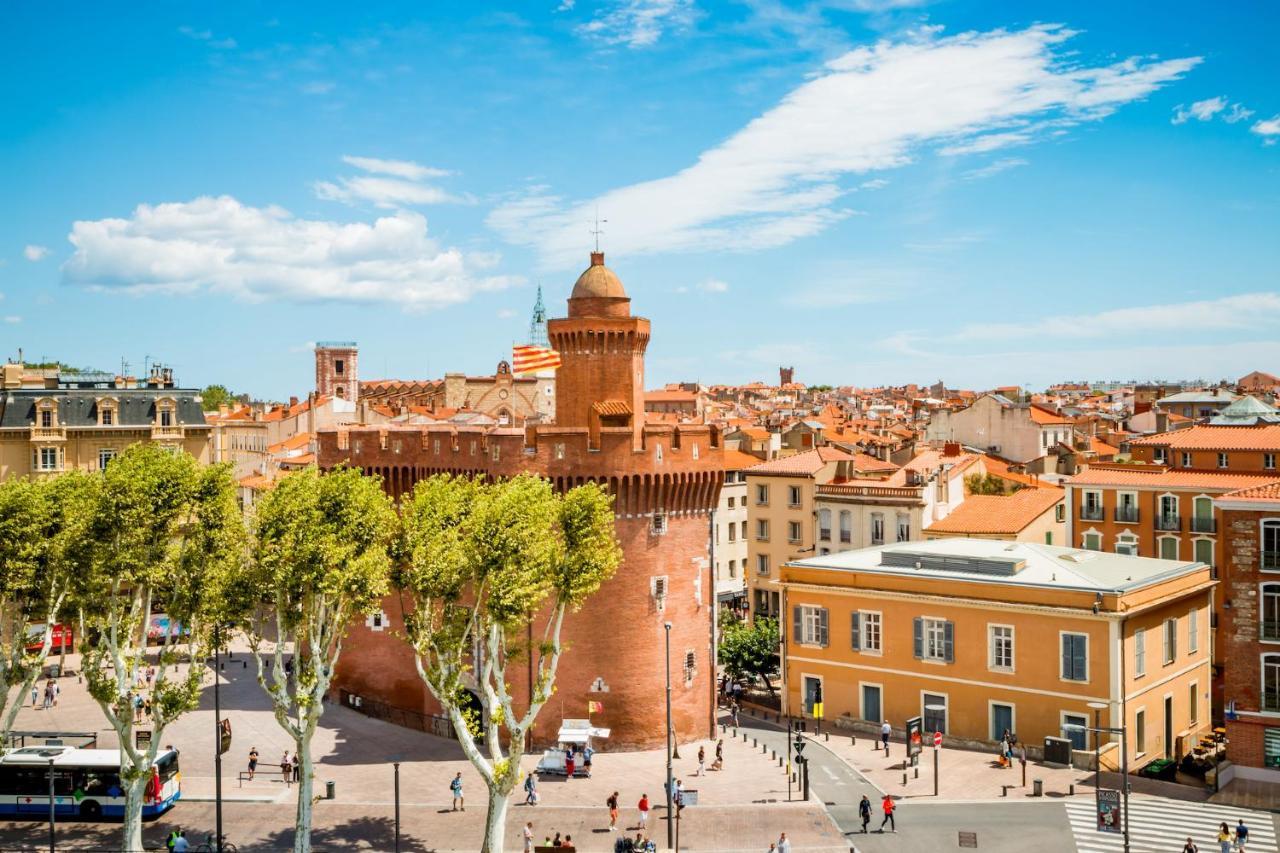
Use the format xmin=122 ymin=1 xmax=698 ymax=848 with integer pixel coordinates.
xmin=29 ymin=426 xmax=66 ymax=441
xmin=151 ymin=424 xmax=185 ymax=441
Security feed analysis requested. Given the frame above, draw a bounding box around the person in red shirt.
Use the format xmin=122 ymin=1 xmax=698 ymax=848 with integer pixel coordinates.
xmin=637 ymin=793 xmax=650 ymax=830
xmin=879 ymin=794 xmax=896 ymax=833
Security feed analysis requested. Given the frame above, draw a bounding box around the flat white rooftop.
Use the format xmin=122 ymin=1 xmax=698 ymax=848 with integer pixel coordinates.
xmin=787 ymin=538 xmax=1205 ymax=594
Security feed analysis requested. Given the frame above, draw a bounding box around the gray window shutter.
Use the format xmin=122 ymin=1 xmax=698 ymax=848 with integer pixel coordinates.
xmin=943 ymin=621 xmax=954 ymax=663
xmin=851 ymin=612 xmax=861 ymax=651
xmin=913 ymin=617 xmax=923 ymax=659
xmin=793 ymin=606 xmax=803 ymax=644
xmin=1073 ymin=636 xmax=1086 ymax=681
xmin=818 ymin=608 xmax=829 ymax=647
xmin=1060 ymin=635 xmax=1071 ymax=680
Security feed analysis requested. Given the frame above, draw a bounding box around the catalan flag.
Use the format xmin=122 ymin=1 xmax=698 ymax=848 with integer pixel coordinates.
xmin=513 ymin=344 xmax=562 ymax=375
xmin=588 ymin=700 xmax=604 ymax=714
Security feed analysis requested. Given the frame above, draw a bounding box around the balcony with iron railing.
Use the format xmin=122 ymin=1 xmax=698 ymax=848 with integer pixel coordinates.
xmin=1265 ymin=551 xmax=1280 ymax=571
xmin=1114 ymin=506 xmax=1139 ymax=523
xmin=1262 ymin=621 xmax=1280 ymax=642
xmin=1080 ymin=505 xmax=1104 ymax=521
xmin=1190 ymin=516 xmax=1217 ymax=534
xmin=1155 ymin=514 xmax=1182 ymax=532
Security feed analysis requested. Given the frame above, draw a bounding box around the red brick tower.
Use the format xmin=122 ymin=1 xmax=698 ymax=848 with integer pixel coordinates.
xmin=318 ymin=253 xmax=723 ymax=749
xmin=315 ymin=341 xmax=358 ymax=401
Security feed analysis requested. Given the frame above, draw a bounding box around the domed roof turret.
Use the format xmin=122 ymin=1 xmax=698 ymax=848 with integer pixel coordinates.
xmin=571 ymin=252 xmax=627 ymax=300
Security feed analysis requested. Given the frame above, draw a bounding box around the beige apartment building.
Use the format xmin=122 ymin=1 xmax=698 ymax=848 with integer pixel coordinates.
xmin=814 ymin=445 xmax=979 ymax=555
xmin=745 ymin=447 xmax=895 ymax=619
xmin=714 ymin=449 xmax=758 ymax=610
xmin=925 ymin=393 xmax=1074 ymax=464
xmin=0 ymin=362 xmax=211 ymax=478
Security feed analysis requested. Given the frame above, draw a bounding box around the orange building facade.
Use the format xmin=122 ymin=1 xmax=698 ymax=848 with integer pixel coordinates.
xmin=777 ymin=539 xmax=1213 ymax=770
xmin=316 ymin=252 xmax=724 ymax=749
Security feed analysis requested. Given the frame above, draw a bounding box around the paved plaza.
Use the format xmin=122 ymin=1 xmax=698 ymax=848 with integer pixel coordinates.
xmin=0 ymin=649 xmax=848 ymax=851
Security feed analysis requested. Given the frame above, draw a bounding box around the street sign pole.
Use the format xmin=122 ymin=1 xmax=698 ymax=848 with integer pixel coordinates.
xmin=213 ymin=624 xmax=224 ymax=853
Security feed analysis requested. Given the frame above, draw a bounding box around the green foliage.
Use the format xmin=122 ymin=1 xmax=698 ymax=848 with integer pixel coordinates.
xmin=199 ymin=384 xmax=247 ymax=412
xmin=251 ymin=466 xmax=397 ymax=630
xmin=718 ymin=613 xmax=780 ymax=689
xmin=965 ymin=473 xmax=1016 ymax=496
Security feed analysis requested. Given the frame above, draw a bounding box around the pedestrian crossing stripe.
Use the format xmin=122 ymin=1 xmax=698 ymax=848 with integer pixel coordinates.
xmin=1064 ymin=796 xmax=1277 ymax=853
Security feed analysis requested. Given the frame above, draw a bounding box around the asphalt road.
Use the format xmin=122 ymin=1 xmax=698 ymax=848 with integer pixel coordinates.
xmin=735 ymin=713 xmax=1077 ymax=853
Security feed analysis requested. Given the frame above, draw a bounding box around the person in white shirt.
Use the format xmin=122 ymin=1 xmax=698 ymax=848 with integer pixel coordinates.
xmin=880 ymin=720 xmax=891 ymax=751
xmin=776 ymin=832 xmax=792 ymax=853
xmin=171 ymin=832 xmax=189 ymax=852
xmin=522 ymin=821 xmax=534 ymax=852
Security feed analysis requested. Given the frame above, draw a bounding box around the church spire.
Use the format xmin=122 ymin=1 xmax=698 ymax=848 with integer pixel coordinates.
xmin=528 ymin=284 xmax=549 ymax=348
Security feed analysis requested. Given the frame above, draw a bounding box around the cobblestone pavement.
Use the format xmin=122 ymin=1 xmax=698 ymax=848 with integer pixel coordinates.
xmin=0 ymin=648 xmax=849 ymax=850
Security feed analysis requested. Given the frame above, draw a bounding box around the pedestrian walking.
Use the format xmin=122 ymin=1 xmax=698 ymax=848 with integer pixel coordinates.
xmin=858 ymin=795 xmax=871 ymax=833
xmin=450 ymin=771 xmax=464 ymax=811
xmin=1235 ymin=818 xmax=1249 ymax=850
xmin=291 ymin=752 xmax=300 ymax=782
xmin=711 ymin=739 xmax=724 ymax=771
xmin=776 ymin=832 xmax=792 ymax=853
xmin=523 ymin=821 xmax=534 ymax=853
xmin=1217 ymin=822 xmax=1232 ymax=853
xmin=696 ymin=745 xmax=706 ymax=776
xmin=29 ymin=685 xmax=37 ymax=708
xmin=281 ymin=751 xmax=291 ymax=784
xmin=607 ymin=790 xmax=619 ymax=831
xmin=880 ymin=719 xmax=891 ymax=751
xmin=637 ymin=793 xmax=650 ymax=829
xmin=51 ymin=679 xmax=59 ymax=706
xmin=583 ymin=744 xmax=594 ymax=776
xmin=42 ymin=683 xmax=53 ymax=710
xmin=731 ymin=701 xmax=740 ymax=728
xmin=879 ymin=794 xmax=896 ymax=832
xmin=524 ymin=770 xmax=538 ymax=805
xmin=674 ymin=779 xmax=685 ymax=816
xmin=247 ymin=747 xmax=259 ymax=780
xmin=565 ymin=746 xmax=576 ymax=779
xmin=1183 ymin=838 xmax=1198 ymax=853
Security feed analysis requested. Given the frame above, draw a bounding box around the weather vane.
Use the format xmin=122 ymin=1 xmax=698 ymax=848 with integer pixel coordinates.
xmin=591 ymin=205 xmax=607 ymax=252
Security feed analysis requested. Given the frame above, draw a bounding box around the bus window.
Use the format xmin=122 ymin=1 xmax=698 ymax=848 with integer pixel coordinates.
xmin=156 ymin=752 xmax=179 ymax=785
xmin=74 ymin=768 xmax=120 ymax=797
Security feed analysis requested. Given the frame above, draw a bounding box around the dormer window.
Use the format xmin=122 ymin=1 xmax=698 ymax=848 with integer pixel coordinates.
xmin=102 ymin=408 xmax=113 ymax=426
xmin=160 ymin=409 xmax=173 ymax=427
xmin=97 ymin=397 xmax=118 ymax=426
xmin=40 ymin=409 xmax=52 ymax=428
xmin=155 ymin=398 xmax=177 ymax=430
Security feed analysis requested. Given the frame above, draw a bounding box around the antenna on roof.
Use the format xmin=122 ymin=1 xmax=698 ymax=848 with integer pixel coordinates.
xmin=590 ymin=204 xmax=607 ymax=252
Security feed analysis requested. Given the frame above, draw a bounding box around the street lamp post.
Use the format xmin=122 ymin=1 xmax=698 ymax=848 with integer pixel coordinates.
xmin=664 ymin=621 xmax=675 ymax=851
xmin=1065 ymin=719 xmax=1130 ymax=853
xmin=213 ymin=624 xmax=225 ymax=853
xmin=46 ymin=757 xmax=55 ymax=853
xmin=393 ymin=761 xmax=402 ymax=853
xmin=1087 ymin=701 xmax=1107 ymax=817
xmin=925 ymin=704 xmax=945 ymax=797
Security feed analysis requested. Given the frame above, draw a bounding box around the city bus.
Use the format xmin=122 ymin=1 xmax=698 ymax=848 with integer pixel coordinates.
xmin=0 ymin=746 xmax=181 ymax=819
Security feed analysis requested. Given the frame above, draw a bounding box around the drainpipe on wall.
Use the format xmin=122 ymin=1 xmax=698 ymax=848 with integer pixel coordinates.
xmin=708 ymin=508 xmax=717 ymax=740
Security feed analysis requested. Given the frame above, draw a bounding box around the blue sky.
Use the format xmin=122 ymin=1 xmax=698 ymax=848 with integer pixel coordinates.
xmin=3 ymin=1 xmax=1278 ymax=399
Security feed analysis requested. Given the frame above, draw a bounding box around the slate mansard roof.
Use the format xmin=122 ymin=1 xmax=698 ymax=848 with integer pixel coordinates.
xmin=0 ymin=389 xmax=210 ymax=430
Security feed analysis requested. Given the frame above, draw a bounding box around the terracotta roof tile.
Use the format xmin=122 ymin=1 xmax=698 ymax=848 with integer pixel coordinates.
xmin=924 ymin=489 xmax=1064 ymax=535
xmin=1128 ymin=424 xmax=1280 ymax=452
xmin=1219 ymin=480 xmax=1280 ymax=503
xmin=1067 ymin=465 xmax=1280 ymax=490
xmin=722 ymin=449 xmax=765 ymax=471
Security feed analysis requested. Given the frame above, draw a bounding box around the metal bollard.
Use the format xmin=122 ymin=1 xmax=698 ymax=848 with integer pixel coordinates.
xmin=824 ymin=732 xmax=829 ymax=742
xmin=1069 ymin=784 xmax=1075 ymax=796
xmin=771 ymin=750 xmax=776 ymax=760
xmin=913 ymin=767 xmax=918 ymax=779
xmin=902 ymin=772 xmax=907 ymax=786
xmin=1002 ymin=785 xmax=1010 ymax=797
xmin=753 ymin=738 xmax=758 ymax=748
xmin=851 ymin=736 xmax=856 ymax=746
xmin=777 ymin=756 xmax=782 ymax=767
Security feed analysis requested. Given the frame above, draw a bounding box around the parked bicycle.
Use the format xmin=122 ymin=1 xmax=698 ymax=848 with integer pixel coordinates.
xmin=195 ymin=832 xmax=238 ymax=852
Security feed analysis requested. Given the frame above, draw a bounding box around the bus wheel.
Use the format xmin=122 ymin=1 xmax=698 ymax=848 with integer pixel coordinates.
xmin=80 ymin=800 xmax=102 ymax=819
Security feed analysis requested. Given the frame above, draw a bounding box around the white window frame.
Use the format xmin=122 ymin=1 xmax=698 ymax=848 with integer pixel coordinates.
xmin=896 ymin=513 xmax=911 ymax=543
xmin=1082 ymin=530 xmax=1102 ymax=552
xmin=1115 ymin=531 xmax=1138 ymax=556
xmin=1218 ymin=452 xmax=1229 ymax=469
xmin=1266 ymin=453 xmax=1276 ymax=470
xmin=859 ymin=610 xmax=882 ymax=655
xmin=989 ymin=624 xmax=1015 ymax=673
xmin=787 ymin=485 xmax=802 ymax=508
xmin=98 ymin=448 xmax=117 ymax=470
xmin=817 ymin=508 xmax=831 ymax=541
xmin=870 ymin=513 xmax=885 ymax=545
xmin=1060 ymin=631 xmax=1089 ymax=683
xmin=1263 ymin=653 xmax=1280 ymax=714
xmin=756 ymin=483 xmax=769 ymax=505
xmin=1262 ymin=582 xmax=1280 ymax=644
xmin=1134 ymin=707 xmax=1146 ymax=757
xmin=756 ymin=554 xmax=770 ymax=576
xmin=1081 ymin=489 xmax=1103 ymax=518
xmin=1157 ymin=535 xmax=1179 ymax=561
xmin=1134 ymin=627 xmax=1146 ymax=677
xmin=1262 ymin=519 xmax=1280 ymax=573
xmin=756 ymin=519 xmax=769 ymax=541
xmin=922 ymin=617 xmax=949 ymax=663
xmin=1163 ymin=617 xmax=1177 ymax=666
xmin=1189 ymin=680 xmax=1198 ymax=726
xmin=1181 ymin=451 xmax=1192 ymax=468
xmin=1188 ymin=607 xmax=1198 ymax=654
xmin=788 ymin=520 xmax=803 ymax=544
xmin=798 ymin=606 xmax=826 ymax=646
xmin=1154 ymin=447 xmax=1167 ymax=464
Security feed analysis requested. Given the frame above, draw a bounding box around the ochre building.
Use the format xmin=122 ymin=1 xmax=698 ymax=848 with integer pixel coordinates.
xmin=317 ymin=252 xmax=724 ymax=749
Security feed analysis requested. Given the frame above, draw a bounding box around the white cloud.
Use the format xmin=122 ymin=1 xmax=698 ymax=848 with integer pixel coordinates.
xmin=491 ymin=25 xmax=1199 ymax=267
xmin=1223 ymin=103 xmax=1255 ymax=124
xmin=950 ymin=292 xmax=1280 ymax=342
xmin=301 ymin=81 xmax=336 ymax=95
xmin=316 ymin=156 xmax=466 ymax=209
xmin=961 ymin=157 xmax=1028 ymax=180
xmin=699 ymin=278 xmax=729 ymax=293
xmin=62 ymin=195 xmax=518 ymax=310
xmin=903 ymin=231 xmax=987 ymax=253
xmin=178 ymin=25 xmax=236 ymax=49
xmin=341 ymin=156 xmax=451 ymax=181
xmin=576 ymin=0 xmax=696 ymax=49
xmin=1252 ymin=115 xmax=1280 ymax=145
xmin=858 ymin=178 xmax=890 ymax=190
xmin=3 ymin=316 xmax=19 ymax=324
xmin=1171 ymin=95 xmax=1225 ymax=124
xmin=23 ymin=244 xmax=50 ymax=261
xmin=556 ymin=0 xmax=576 ymax=10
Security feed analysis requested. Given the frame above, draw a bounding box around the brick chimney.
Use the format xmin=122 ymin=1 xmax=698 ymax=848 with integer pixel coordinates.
xmin=943 ymin=441 xmax=961 ymax=457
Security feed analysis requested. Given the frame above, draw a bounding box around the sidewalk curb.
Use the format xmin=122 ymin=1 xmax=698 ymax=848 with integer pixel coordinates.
xmin=728 ymin=712 xmax=887 ymax=797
